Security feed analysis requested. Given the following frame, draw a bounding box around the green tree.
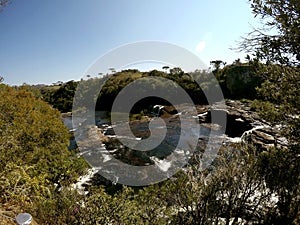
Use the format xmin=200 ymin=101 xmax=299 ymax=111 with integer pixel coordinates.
xmin=162 ymin=65 xmax=170 ymax=73
xmin=0 ymin=85 xmax=87 ymax=223
xmin=166 ymin=148 xmax=275 ymax=225
xmin=169 ymin=67 xmax=184 ymax=76
xmin=239 ymin=0 xmax=300 ymax=223
xmin=73 ymin=187 xmax=132 ymax=225
xmin=241 ymin=0 xmax=300 ymax=66
xmin=41 ymin=80 xmax=78 ymax=112
xmin=210 ymin=60 xmax=226 ymax=72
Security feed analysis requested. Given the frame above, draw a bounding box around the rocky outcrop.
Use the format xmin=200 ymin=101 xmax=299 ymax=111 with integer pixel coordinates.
xmin=203 ymin=100 xmax=286 ymax=151
xmin=72 ymin=100 xmax=285 ymax=161
xmin=224 ymin=64 xmax=263 ymax=99
xmin=156 ymin=100 xmax=285 ymax=151
xmin=242 ymin=126 xmax=287 ymax=150
xmin=66 ymin=100 xmax=287 ymax=190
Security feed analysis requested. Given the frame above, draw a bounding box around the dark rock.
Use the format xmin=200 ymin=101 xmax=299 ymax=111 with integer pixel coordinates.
xmin=103 ymin=126 xmax=115 ymax=135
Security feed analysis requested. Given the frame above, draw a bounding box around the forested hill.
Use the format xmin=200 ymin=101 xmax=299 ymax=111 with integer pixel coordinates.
xmin=37 ymin=63 xmax=263 ymax=113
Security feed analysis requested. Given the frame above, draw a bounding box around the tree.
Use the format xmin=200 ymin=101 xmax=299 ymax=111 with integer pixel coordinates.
xmin=169 ymin=67 xmax=184 ymax=76
xmin=210 ymin=60 xmax=226 ymax=72
xmin=41 ymin=80 xmax=78 ymax=112
xmin=166 ymin=147 xmax=276 ymax=225
xmin=0 ymin=85 xmax=87 ymax=223
xmin=241 ymin=0 xmax=300 ymax=149
xmin=73 ymin=185 xmax=171 ymax=225
xmin=109 ymin=67 xmax=116 ymax=74
xmin=238 ymin=0 xmax=300 ymax=223
xmin=162 ymin=66 xmax=170 ymax=73
xmin=241 ymin=0 xmax=300 ymax=66
xmin=233 ymin=58 xmax=241 ymax=65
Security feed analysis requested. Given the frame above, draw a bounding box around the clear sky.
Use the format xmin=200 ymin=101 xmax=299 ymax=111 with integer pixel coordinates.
xmin=0 ymin=0 xmax=258 ymax=85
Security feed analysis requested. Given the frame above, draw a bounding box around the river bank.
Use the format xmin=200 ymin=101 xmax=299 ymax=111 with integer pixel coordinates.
xmin=64 ymin=100 xmax=286 ymax=189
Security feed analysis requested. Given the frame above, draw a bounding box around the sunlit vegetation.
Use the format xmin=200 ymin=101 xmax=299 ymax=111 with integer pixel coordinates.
xmin=39 ymin=80 xmax=78 ymax=112
xmin=0 ymin=84 xmax=88 ymax=224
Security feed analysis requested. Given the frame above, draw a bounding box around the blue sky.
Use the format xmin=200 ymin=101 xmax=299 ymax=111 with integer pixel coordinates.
xmin=0 ymin=0 xmax=258 ymax=85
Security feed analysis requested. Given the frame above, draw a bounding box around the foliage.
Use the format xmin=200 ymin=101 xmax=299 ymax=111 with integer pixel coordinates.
xmin=32 ymin=188 xmax=82 ymax=225
xmin=238 ymin=0 xmax=300 ymax=223
xmin=73 ymin=185 xmax=171 ymax=225
xmin=241 ymin=0 xmax=300 ymax=66
xmin=36 ymin=65 xmax=265 ymax=116
xmin=257 ymin=147 xmax=300 ymax=224
xmin=41 ymin=80 xmax=78 ymax=112
xmin=164 ymin=147 xmax=276 ymax=225
xmin=211 ymin=63 xmax=263 ymax=99
xmin=1 ymin=1 xmax=299 ymax=223
xmin=67 ymin=146 xmax=291 ymax=224
xmin=38 ymin=68 xmax=234 ymax=114
xmin=72 ymin=69 xmax=207 ymax=113
xmin=244 ymin=0 xmax=300 ymax=176
xmin=224 ymin=64 xmax=262 ymax=98
xmin=0 ymin=85 xmax=88 ymax=223
xmin=0 ymin=85 xmax=86 ymax=184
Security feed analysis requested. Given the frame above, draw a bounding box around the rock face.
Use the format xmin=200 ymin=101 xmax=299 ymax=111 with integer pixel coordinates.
xmin=71 ymin=100 xmax=285 ymax=164
xmin=149 ymin=100 xmax=285 ymax=151
xmin=224 ymin=65 xmax=262 ymax=98
xmin=242 ymin=127 xmax=287 ymax=150
xmin=211 ymin=100 xmax=285 ymax=151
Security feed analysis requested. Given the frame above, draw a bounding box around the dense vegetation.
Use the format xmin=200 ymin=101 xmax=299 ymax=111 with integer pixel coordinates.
xmin=39 ymin=80 xmax=78 ymax=113
xmin=0 ymin=0 xmax=299 ymax=224
xmin=0 ymin=84 xmax=88 ymax=223
xmin=238 ymin=0 xmax=300 ymax=223
xmin=39 ymin=64 xmax=263 ymax=114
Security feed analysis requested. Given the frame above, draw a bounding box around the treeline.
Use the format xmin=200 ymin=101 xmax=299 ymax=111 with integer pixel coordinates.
xmin=39 ymin=80 xmax=78 ymax=112
xmin=38 ymin=63 xmax=264 ymax=113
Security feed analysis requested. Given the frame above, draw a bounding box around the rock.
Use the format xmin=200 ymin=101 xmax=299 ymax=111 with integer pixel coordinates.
xmin=192 ymin=100 xmax=285 ymax=151
xmin=193 ymin=100 xmax=258 ymax=138
xmin=98 ymin=100 xmax=284 ymax=160
xmin=67 ymin=100 xmax=287 ymax=190
xmin=252 ymin=129 xmax=275 ymax=144
xmin=103 ymin=126 xmax=115 ymax=135
xmin=161 ymin=105 xmax=178 ymax=117
xmin=225 ymin=65 xmax=262 ymax=98
xmin=242 ymin=127 xmax=285 ymax=151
